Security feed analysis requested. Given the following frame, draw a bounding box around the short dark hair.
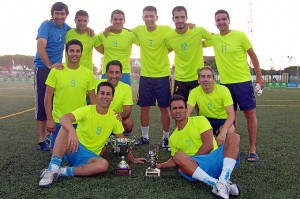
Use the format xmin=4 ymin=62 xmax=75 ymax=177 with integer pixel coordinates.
xmin=106 ymin=60 xmax=123 ymax=73
xmin=75 ymin=10 xmax=89 ymax=19
xmin=170 ymin=95 xmax=187 ymax=109
xmin=65 ymin=39 xmax=83 ymax=52
xmin=51 ymin=2 xmax=69 ymax=16
xmin=111 ymin=9 xmax=125 ymax=20
xmin=96 ymin=81 xmax=115 ymax=96
xmin=172 ymin=6 xmax=187 ymax=18
xmin=215 ymin=9 xmax=230 ymax=20
xmin=143 ymin=6 xmax=157 ymax=15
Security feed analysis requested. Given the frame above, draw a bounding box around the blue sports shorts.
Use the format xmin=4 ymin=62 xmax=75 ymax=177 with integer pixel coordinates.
xmin=64 ymin=142 xmax=101 ymax=167
xmin=179 ymin=144 xmax=240 ymax=181
xmin=222 ymin=81 xmax=256 ymax=111
xmin=102 ymin=73 xmax=131 ymax=86
xmin=137 ymin=76 xmax=171 ymax=107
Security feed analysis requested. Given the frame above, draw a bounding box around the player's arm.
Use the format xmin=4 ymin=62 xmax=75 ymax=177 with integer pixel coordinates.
xmin=187 ymin=104 xmax=194 ymax=117
xmin=216 ymin=105 xmax=235 ymax=146
xmin=121 ymin=105 xmax=131 ymax=119
xmin=87 ymin=89 xmax=97 ymax=105
xmin=37 ymin=38 xmax=52 ymax=69
xmin=247 ymin=48 xmax=264 ymax=89
xmin=195 ymin=129 xmax=214 ymax=155
xmin=60 ymin=113 xmax=78 ymax=152
xmin=156 ymin=157 xmax=177 ymax=169
xmin=95 ymin=44 xmax=104 ymax=55
xmin=44 ymin=86 xmax=56 ymax=133
xmin=37 ymin=38 xmax=63 ymax=70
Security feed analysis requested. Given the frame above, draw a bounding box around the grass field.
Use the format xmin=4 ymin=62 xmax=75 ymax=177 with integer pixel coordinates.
xmin=0 ymin=82 xmax=299 ymax=199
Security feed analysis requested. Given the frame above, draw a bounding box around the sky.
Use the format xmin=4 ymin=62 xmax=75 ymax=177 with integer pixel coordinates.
xmin=1 ymin=0 xmax=299 ymax=70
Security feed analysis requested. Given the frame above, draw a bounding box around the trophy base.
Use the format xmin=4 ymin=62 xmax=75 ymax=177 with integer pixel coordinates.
xmin=145 ymin=168 xmax=161 ymax=177
xmin=114 ymin=168 xmax=132 ymax=176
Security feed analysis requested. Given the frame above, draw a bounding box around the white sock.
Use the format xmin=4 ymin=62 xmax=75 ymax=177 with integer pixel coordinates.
xmin=218 ymin=157 xmax=236 ymax=184
xmin=141 ymin=126 xmax=149 ymax=139
xmin=163 ymin=130 xmax=169 ymax=139
xmin=192 ymin=166 xmax=218 ymax=187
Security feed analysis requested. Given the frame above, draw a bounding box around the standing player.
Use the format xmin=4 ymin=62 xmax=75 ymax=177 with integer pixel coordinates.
xmin=34 ymin=2 xmax=71 ymax=151
xmin=165 ymin=6 xmax=212 ymax=101
xmin=65 ymin=10 xmax=102 ymax=70
xmin=204 ymin=10 xmax=264 ymax=162
xmin=98 ymin=9 xmax=137 ymax=85
xmin=45 ymin=39 xmax=96 ymax=152
xmin=132 ymin=6 xmax=173 ymax=148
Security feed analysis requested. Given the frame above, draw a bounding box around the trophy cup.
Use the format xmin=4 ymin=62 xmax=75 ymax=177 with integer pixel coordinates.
xmin=145 ymin=147 xmax=160 ymax=177
xmin=113 ymin=137 xmax=135 ymax=176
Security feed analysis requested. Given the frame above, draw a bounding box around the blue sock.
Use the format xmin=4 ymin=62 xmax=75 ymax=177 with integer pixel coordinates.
xmin=60 ymin=167 xmax=75 ymax=177
xmin=48 ymin=156 xmax=62 ymax=172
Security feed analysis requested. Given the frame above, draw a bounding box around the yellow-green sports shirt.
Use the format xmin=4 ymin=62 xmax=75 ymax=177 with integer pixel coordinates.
xmin=45 ymin=64 xmax=95 ymax=122
xmin=98 ymin=29 xmax=137 ymax=74
xmin=65 ymin=29 xmax=101 ymax=70
xmin=95 ymin=79 xmax=133 ymax=113
xmin=165 ymin=27 xmax=212 ymax=82
xmin=187 ymin=84 xmax=233 ymax=119
xmin=72 ymin=105 xmax=124 ymax=155
xmin=132 ymin=25 xmax=173 ymax=77
xmin=204 ymin=30 xmax=252 ymax=84
xmin=169 ymin=116 xmax=218 ymax=156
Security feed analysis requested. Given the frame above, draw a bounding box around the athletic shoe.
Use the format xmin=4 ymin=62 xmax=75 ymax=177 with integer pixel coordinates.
xmin=45 ymin=135 xmax=51 ymax=145
xmin=162 ymin=138 xmax=169 ymax=148
xmin=227 ymin=180 xmax=241 ymax=196
xmin=39 ymin=141 xmax=50 ymax=151
xmin=38 ymin=168 xmax=60 ymax=188
xmin=135 ymin=137 xmax=149 ymax=146
xmin=212 ymin=181 xmax=229 ymax=199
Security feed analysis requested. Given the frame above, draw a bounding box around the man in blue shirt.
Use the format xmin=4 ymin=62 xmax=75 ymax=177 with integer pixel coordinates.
xmin=34 ymin=2 xmax=71 ymax=151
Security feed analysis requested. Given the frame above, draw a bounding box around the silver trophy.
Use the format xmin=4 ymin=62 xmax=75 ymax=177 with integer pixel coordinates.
xmin=112 ymin=137 xmax=135 ymax=176
xmin=145 ymin=146 xmax=160 ymax=177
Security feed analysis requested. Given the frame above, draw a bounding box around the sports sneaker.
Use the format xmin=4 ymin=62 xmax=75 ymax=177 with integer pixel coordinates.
xmin=45 ymin=135 xmax=51 ymax=145
xmin=212 ymin=181 xmax=229 ymax=199
xmin=135 ymin=137 xmax=149 ymax=146
xmin=39 ymin=141 xmax=50 ymax=151
xmin=162 ymin=138 xmax=169 ymax=148
xmin=38 ymin=168 xmax=60 ymax=188
xmin=227 ymin=180 xmax=241 ymax=196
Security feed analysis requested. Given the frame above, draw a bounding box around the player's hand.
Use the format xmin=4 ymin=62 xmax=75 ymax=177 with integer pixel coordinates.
xmin=216 ymin=130 xmax=226 ymax=146
xmin=156 ymin=163 xmax=163 ymax=169
xmin=131 ymin=157 xmax=147 ymax=164
xmin=46 ymin=119 xmax=56 ymax=133
xmin=51 ymin=63 xmax=64 ymax=70
xmin=114 ymin=110 xmax=122 ymax=122
xmin=68 ymin=130 xmax=79 ymax=152
xmin=103 ymin=25 xmax=112 ymax=37
xmin=86 ymin=27 xmax=95 ymax=36
xmin=256 ymin=76 xmax=265 ymax=90
xmin=187 ymin=23 xmax=195 ymax=29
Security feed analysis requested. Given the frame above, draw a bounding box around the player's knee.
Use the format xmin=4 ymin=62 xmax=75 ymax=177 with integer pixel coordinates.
xmin=227 ymin=133 xmax=240 ymax=146
xmin=96 ymin=158 xmax=109 ymax=173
